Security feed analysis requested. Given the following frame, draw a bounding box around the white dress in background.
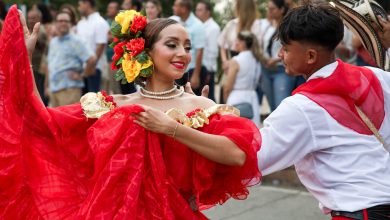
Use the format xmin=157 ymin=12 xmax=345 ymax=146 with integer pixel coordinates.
xmin=227 ymin=51 xmax=261 ymax=127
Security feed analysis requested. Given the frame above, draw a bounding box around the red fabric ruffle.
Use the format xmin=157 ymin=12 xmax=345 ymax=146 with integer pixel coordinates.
xmin=0 ymin=6 xmax=261 ymax=219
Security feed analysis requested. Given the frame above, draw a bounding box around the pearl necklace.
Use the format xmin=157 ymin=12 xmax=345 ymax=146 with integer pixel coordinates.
xmin=140 ymin=86 xmax=176 ymax=95
xmin=140 ymin=86 xmax=184 ymax=100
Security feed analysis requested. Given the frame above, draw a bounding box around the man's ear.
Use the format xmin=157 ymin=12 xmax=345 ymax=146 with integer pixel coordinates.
xmin=306 ymin=48 xmax=318 ymax=65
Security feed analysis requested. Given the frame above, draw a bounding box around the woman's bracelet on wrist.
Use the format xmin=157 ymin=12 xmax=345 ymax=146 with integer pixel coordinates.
xmin=171 ymin=123 xmax=179 ymax=139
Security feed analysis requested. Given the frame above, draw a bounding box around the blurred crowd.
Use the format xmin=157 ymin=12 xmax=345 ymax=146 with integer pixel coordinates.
xmin=0 ymin=0 xmax=389 ymax=127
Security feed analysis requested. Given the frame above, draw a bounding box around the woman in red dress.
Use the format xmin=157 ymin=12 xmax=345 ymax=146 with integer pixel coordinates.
xmin=0 ymin=6 xmax=261 ymax=219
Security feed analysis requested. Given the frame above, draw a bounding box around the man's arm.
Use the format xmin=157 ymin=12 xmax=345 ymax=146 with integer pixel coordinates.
xmin=190 ymin=48 xmax=203 ymax=89
xmin=259 ymin=99 xmax=316 ymax=176
xmin=95 ymin=43 xmax=106 ymax=63
xmin=84 ymin=56 xmax=97 ymax=76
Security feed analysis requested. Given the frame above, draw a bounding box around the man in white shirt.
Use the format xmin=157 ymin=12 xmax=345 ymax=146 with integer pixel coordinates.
xmin=171 ymin=0 xmax=208 ymax=97
xmin=195 ymin=0 xmax=220 ymax=101
xmin=257 ymin=3 xmax=390 ymax=219
xmin=77 ymin=0 xmax=110 ymax=93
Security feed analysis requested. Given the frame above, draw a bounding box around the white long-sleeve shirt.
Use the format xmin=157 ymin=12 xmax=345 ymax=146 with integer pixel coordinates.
xmin=201 ymin=18 xmax=220 ymax=72
xmin=258 ymin=61 xmax=390 ymax=214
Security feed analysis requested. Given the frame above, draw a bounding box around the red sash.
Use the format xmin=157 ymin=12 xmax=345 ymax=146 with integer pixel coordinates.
xmin=293 ymin=60 xmax=384 ymax=135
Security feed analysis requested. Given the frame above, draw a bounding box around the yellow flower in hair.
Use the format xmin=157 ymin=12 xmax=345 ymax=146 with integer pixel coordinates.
xmin=122 ymin=54 xmax=153 ymax=83
xmin=115 ymin=10 xmax=140 ymax=34
xmin=140 ymin=59 xmax=153 ymax=70
xmin=122 ymin=54 xmax=141 ymax=82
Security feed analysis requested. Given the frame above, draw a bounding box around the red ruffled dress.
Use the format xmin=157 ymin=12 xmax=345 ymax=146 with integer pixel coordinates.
xmin=0 ymin=6 xmax=261 ymax=219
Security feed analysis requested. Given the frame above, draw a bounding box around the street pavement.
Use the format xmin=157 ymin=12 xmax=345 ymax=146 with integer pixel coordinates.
xmin=203 ymin=185 xmax=329 ymax=220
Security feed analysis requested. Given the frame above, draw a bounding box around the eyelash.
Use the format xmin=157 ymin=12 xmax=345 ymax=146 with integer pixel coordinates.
xmin=166 ymin=44 xmax=192 ymax=52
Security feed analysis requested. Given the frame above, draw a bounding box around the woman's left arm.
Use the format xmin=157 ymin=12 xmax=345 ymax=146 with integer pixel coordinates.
xmin=133 ymin=107 xmax=246 ymax=166
xmin=223 ymin=59 xmax=239 ymax=103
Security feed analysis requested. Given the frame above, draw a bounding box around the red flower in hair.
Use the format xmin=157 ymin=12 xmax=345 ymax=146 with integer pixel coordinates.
xmin=126 ymin=38 xmax=145 ymax=57
xmin=130 ymin=15 xmax=147 ymax=34
xmin=113 ymin=37 xmax=119 ymax=43
xmin=111 ymin=42 xmax=126 ymax=70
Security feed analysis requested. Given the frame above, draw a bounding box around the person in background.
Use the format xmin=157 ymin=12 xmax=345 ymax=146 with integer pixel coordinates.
xmin=145 ymin=0 xmax=162 ymax=22
xmin=172 ymin=0 xmax=207 ymax=97
xmin=33 ymin=3 xmax=55 ymax=42
xmin=195 ymin=0 xmax=220 ymax=101
xmin=77 ymin=0 xmax=110 ymax=93
xmin=352 ymin=34 xmax=377 ymax=67
xmin=261 ymin=0 xmax=294 ymax=111
xmin=47 ymin=11 xmax=96 ymax=107
xmin=335 ymin=27 xmax=357 ymax=64
xmin=59 ymin=4 xmax=79 ymax=33
xmin=28 ymin=8 xmax=49 ymax=106
xmin=121 ymin=0 xmax=143 ymax=11
xmin=224 ymin=31 xmax=262 ymax=127
xmin=104 ymin=1 xmax=121 ymax=94
xmin=218 ymin=0 xmax=263 ymax=103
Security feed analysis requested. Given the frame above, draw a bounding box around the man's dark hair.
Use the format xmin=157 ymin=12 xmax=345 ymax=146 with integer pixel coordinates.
xmin=197 ymin=0 xmax=212 ymax=12
xmin=79 ymin=0 xmax=96 ymax=8
xmin=179 ymin=0 xmax=193 ymax=11
xmin=277 ymin=3 xmax=344 ymax=50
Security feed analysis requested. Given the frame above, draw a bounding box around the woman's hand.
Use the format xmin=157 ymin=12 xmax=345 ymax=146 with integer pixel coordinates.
xmin=19 ymin=10 xmax=40 ymax=61
xmin=133 ymin=106 xmax=178 ymax=136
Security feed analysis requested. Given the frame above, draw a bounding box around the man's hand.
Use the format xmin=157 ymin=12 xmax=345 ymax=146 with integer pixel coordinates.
xmin=67 ymin=71 xmax=83 ymax=81
xmin=376 ymin=15 xmax=390 ymax=49
xmin=19 ymin=10 xmax=40 ymax=61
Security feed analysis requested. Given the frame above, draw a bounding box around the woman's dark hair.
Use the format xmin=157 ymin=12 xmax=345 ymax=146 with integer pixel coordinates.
xmin=266 ymin=0 xmax=289 ymax=57
xmin=238 ymin=31 xmax=262 ymax=62
xmin=271 ymin=0 xmax=289 ymax=16
xmin=143 ymin=18 xmax=178 ymax=50
xmin=35 ymin=3 xmax=53 ymax=24
xmin=135 ymin=18 xmax=179 ymax=86
xmin=277 ymin=3 xmax=344 ymax=51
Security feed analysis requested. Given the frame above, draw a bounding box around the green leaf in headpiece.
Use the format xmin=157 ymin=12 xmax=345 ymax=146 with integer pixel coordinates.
xmin=114 ymin=69 xmax=125 ymax=81
xmin=136 ymin=51 xmax=150 ymax=63
xmin=116 ymin=57 xmax=124 ymax=66
xmin=111 ymin=21 xmax=123 ymax=38
xmin=139 ymin=67 xmax=153 ymax=78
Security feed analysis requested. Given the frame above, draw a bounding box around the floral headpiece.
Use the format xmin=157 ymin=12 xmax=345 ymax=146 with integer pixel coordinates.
xmin=110 ymin=10 xmax=153 ymax=84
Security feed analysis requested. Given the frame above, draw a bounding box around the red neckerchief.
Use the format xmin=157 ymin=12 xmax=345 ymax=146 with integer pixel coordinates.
xmin=292 ymin=59 xmax=384 ymax=134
